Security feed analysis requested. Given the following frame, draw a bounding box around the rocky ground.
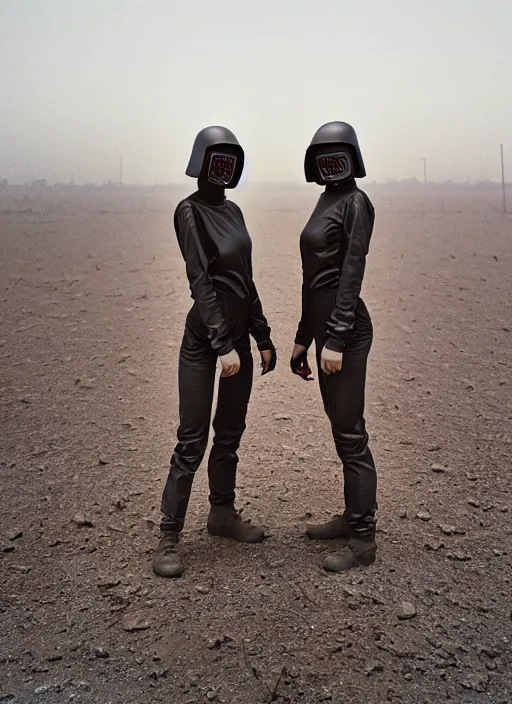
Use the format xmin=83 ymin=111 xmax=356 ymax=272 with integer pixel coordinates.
xmin=1 ymin=184 xmax=511 ymax=704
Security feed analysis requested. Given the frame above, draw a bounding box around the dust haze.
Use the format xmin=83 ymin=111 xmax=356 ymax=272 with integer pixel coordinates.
xmin=1 ymin=0 xmax=511 ymax=185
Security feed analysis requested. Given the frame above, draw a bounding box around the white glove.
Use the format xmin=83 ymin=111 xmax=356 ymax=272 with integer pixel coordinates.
xmin=320 ymin=346 xmax=343 ymax=375
xmin=219 ymin=349 xmax=241 ymax=378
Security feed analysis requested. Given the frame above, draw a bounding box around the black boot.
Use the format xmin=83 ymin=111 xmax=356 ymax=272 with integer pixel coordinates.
xmin=207 ymin=505 xmax=264 ymax=543
xmin=305 ymin=511 xmax=350 ymax=540
xmin=152 ymin=531 xmax=183 ymax=578
xmin=323 ymin=524 xmax=376 ymax=573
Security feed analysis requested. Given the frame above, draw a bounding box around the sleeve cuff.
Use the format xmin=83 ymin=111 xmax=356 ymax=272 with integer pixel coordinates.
xmin=216 ymin=341 xmax=235 ymax=356
xmin=256 ymin=339 xmax=274 ymax=352
xmin=324 ymin=337 xmax=346 ymax=353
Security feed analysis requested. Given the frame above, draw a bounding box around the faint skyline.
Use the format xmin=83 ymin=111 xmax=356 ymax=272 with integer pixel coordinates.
xmin=1 ymin=0 xmax=511 ymax=185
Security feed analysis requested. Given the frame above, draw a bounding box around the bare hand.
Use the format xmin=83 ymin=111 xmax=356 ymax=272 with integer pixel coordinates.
xmin=320 ymin=346 xmax=343 ymax=375
xmin=219 ymin=349 xmax=241 ymax=378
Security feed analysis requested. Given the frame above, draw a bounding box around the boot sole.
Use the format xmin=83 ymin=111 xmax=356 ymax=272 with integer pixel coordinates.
xmin=323 ymin=550 xmax=376 ymax=573
xmin=305 ymin=530 xmax=350 ymax=541
xmin=152 ymin=564 xmax=183 ymax=578
xmin=207 ymin=525 xmax=264 ymax=543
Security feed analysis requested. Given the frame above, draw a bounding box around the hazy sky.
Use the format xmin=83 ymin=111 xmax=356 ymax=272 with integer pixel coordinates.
xmin=1 ymin=0 xmax=511 ymax=185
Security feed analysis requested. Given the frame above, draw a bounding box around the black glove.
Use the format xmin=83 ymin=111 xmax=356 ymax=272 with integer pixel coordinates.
xmin=290 ymin=349 xmax=313 ymax=381
xmin=258 ymin=339 xmax=277 ymax=375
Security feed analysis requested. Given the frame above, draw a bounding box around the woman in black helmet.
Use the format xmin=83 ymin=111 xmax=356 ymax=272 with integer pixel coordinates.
xmin=153 ymin=126 xmax=276 ymax=578
xmin=290 ymin=121 xmax=378 ymax=572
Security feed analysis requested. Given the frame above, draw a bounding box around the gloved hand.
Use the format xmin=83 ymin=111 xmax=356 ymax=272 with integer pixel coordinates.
xmin=219 ymin=349 xmax=241 ymax=378
xmin=320 ymin=345 xmax=343 ymax=375
xmin=290 ymin=343 xmax=313 ymax=381
xmin=258 ymin=339 xmax=277 ymax=376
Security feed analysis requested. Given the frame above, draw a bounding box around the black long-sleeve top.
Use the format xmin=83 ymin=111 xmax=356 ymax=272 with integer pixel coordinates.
xmin=295 ymin=179 xmax=375 ymax=352
xmin=174 ymin=192 xmax=271 ymax=356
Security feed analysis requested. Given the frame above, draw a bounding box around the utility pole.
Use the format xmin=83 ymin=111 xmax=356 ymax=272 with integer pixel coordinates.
xmin=421 ymin=157 xmax=427 ymax=184
xmin=501 ymin=144 xmax=506 ymax=214
xmin=119 ymin=155 xmax=123 ymax=187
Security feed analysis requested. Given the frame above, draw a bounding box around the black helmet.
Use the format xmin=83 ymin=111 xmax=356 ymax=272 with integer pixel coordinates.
xmin=185 ymin=125 xmax=244 ymax=188
xmin=304 ymin=121 xmax=366 ymax=183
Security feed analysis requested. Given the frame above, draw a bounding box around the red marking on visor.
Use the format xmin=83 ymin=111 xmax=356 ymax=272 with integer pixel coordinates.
xmin=208 ymin=153 xmax=237 ymax=186
xmin=316 ymin=152 xmax=351 ymax=181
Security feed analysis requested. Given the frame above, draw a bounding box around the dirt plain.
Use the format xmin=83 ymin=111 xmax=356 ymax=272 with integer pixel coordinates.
xmin=1 ymin=183 xmax=511 ymax=704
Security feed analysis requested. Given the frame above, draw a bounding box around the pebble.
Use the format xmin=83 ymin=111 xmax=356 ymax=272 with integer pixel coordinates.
xmin=398 ymin=509 xmax=408 ymax=519
xmin=34 ymin=685 xmax=51 ymax=695
xmin=447 ymin=551 xmax=471 ymax=562
xmin=364 ymin=661 xmax=384 ymax=675
xmin=72 ymin=514 xmax=94 ymax=528
xmin=123 ymin=616 xmax=151 ymax=632
xmin=206 ymin=690 xmax=217 ymax=701
xmin=196 ymin=585 xmax=210 ymax=595
xmin=9 ymin=530 xmax=23 ymax=541
xmin=431 ymin=463 xmax=448 ymax=473
xmin=438 ymin=524 xmax=456 ymax=535
xmin=398 ymin=602 xmax=417 ymax=620
xmin=94 ymin=647 xmax=109 ymax=659
xmin=1 ymin=544 xmax=15 ymax=553
xmin=428 ymin=444 xmax=441 ymax=452
xmin=468 ymin=499 xmax=480 ymax=508
xmin=98 ymin=456 xmax=110 ymax=465
xmin=416 ymin=511 xmax=431 ymax=522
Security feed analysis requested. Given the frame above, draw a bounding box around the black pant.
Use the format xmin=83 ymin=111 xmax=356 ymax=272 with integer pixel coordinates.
xmin=161 ymin=300 xmax=253 ymax=532
xmin=312 ymin=290 xmax=377 ymax=537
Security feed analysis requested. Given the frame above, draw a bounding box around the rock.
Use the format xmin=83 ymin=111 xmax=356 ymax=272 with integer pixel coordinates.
xmin=97 ymin=578 xmax=121 ymax=589
xmin=428 ymin=444 xmax=441 ymax=452
xmin=123 ymin=616 xmax=151 ymax=632
xmin=9 ymin=530 xmax=23 ymax=541
xmin=274 ymin=414 xmax=291 ymax=421
xmin=465 ymin=473 xmax=479 ymax=481
xmin=398 ymin=602 xmax=417 ymax=620
xmin=72 ymin=514 xmax=94 ymax=528
xmin=35 ymin=685 xmax=51 ymax=695
xmin=11 ymin=565 xmax=31 ymax=573
xmin=416 ymin=511 xmax=431 ymax=522
xmin=149 ymin=668 xmax=168 ymax=680
xmin=459 ymin=672 xmax=489 ymax=693
xmin=342 ymin=586 xmax=358 ymax=599
xmin=468 ymin=499 xmax=480 ymax=508
xmin=206 ymin=690 xmax=217 ymax=701
xmin=438 ymin=524 xmax=456 ymax=535
xmin=398 ymin=509 xmax=408 ymax=519
xmin=319 ymin=690 xmax=333 ymax=701
xmin=1 ymin=544 xmax=15 ymax=553
xmin=447 ymin=551 xmax=471 ymax=562
xmin=431 ymin=463 xmax=448 ymax=473
xmin=425 ymin=540 xmax=445 ymax=552
xmin=94 ymin=647 xmax=109 ymax=659
xmin=196 ymin=585 xmax=210 ymax=595
xmin=364 ymin=661 xmax=384 ymax=675
xmin=45 ymin=652 xmax=62 ymax=662
xmin=72 ymin=681 xmax=91 ymax=691
xmin=98 ymin=457 xmax=110 ymax=465
xmin=372 ymin=595 xmax=387 ymax=605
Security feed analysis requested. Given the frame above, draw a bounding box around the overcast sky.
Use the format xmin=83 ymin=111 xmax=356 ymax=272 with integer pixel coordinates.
xmin=1 ymin=0 xmax=511 ymax=185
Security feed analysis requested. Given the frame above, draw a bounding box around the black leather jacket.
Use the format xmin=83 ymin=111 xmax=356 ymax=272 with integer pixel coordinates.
xmin=174 ymin=192 xmax=271 ymax=356
xmin=295 ymin=180 xmax=374 ymax=352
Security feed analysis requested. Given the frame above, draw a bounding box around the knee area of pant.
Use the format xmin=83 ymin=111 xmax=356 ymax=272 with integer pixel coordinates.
xmin=333 ymin=430 xmax=369 ymax=456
